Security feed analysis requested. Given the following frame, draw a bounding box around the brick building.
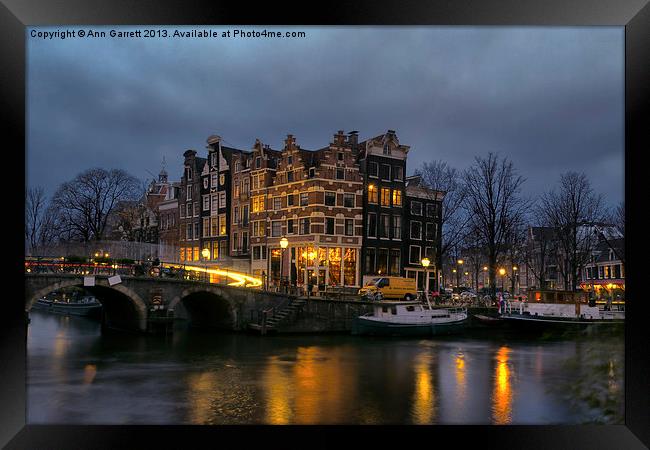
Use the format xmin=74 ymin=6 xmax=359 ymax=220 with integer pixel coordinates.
xmin=179 ymin=149 xmax=205 ymax=263
xmin=248 ymin=132 xmax=364 ymax=290
xmin=172 ymin=129 xmax=444 ymax=294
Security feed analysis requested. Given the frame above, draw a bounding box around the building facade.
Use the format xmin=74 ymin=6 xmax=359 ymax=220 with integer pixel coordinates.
xmin=403 ymin=175 xmax=444 ymax=292
xmin=179 ymin=150 xmax=205 ymax=263
xmin=172 ymin=129 xmax=443 ymax=293
xmin=358 ymin=130 xmax=408 ymax=284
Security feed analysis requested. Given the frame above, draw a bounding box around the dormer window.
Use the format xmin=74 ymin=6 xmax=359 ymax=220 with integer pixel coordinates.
xmin=287 ymin=155 xmax=293 ymax=165
xmin=308 ymin=167 xmax=315 ymax=178
xmin=338 ymin=152 xmax=344 ymax=161
xmin=185 ymin=167 xmax=192 ymax=180
xmin=255 ymin=157 xmax=261 ymax=169
xmin=211 ymin=152 xmax=218 ymax=167
xmin=383 ymin=143 xmax=391 ymax=155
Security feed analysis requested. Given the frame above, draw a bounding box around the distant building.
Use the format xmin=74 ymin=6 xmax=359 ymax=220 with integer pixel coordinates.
xmin=580 ymin=237 xmax=625 ymax=301
xmin=178 ymin=150 xmax=206 ymax=263
xmin=158 ymin=180 xmax=180 ymax=262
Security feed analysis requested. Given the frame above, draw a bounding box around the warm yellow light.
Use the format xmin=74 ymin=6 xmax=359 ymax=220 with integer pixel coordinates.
xmin=452 ymin=269 xmax=457 ymax=273
xmin=512 ymin=266 xmax=518 ymax=271
xmin=167 ymin=263 xmax=263 ymax=288
xmin=464 ymin=272 xmax=468 ymax=276
xmin=499 ymin=268 xmax=506 ymax=276
xmin=457 ymin=259 xmax=464 ymax=265
xmin=201 ymin=248 xmax=210 ymax=259
xmin=280 ymin=237 xmax=289 ymax=249
xmin=105 ymin=253 xmax=109 ymax=258
xmin=421 ymin=257 xmax=430 ymax=268
xmin=483 ymin=266 xmax=488 ymax=271
xmin=94 ymin=252 xmax=99 ymax=257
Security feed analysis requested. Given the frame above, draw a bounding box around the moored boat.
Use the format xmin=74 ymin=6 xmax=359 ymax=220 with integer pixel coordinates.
xmin=500 ymin=289 xmax=624 ymax=329
xmin=32 ymin=296 xmax=102 ymax=318
xmin=352 ymin=300 xmax=468 ymax=336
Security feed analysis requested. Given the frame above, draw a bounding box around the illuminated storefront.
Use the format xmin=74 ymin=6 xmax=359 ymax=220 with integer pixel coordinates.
xmin=288 ymin=245 xmax=360 ymax=289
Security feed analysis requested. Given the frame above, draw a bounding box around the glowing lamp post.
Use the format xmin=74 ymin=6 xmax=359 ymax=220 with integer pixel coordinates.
xmin=280 ymin=237 xmax=289 ymax=293
xmin=421 ymin=257 xmax=431 ymax=308
xmin=499 ymin=268 xmax=506 ymax=294
xmin=202 ymin=248 xmax=210 ymax=283
xmin=457 ymin=259 xmax=464 ymax=288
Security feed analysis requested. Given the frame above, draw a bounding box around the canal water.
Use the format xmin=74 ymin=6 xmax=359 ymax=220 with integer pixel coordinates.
xmin=27 ymin=310 xmax=624 ymax=425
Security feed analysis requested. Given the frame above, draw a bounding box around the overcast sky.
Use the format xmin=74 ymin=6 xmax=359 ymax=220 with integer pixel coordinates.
xmin=27 ymin=26 xmax=624 ymax=207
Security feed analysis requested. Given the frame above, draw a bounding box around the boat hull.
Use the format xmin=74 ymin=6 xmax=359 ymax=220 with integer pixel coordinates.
xmin=500 ymin=313 xmax=624 ymax=330
xmin=352 ymin=316 xmax=467 ymax=336
xmin=32 ymin=300 xmax=102 ymax=319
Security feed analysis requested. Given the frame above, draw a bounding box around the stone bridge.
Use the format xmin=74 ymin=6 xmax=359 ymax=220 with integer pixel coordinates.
xmin=25 ymin=273 xmax=293 ymax=333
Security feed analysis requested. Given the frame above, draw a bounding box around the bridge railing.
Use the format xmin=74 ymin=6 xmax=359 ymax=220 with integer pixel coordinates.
xmin=24 ymin=257 xmax=262 ymax=289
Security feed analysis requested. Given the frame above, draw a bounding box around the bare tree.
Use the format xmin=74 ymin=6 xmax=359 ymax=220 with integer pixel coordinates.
xmin=537 ymin=172 xmax=606 ymax=291
xmin=50 ymin=168 xmax=142 ymax=242
xmin=502 ymin=216 xmax=527 ymax=293
xmin=462 ymin=153 xmax=528 ymax=302
xmin=415 ymin=160 xmax=469 ymax=274
xmin=523 ymin=221 xmax=555 ymax=291
xmin=25 ymin=187 xmax=61 ymax=253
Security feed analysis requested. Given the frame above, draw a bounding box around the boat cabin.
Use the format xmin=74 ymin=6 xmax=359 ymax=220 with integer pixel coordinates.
xmin=527 ymin=290 xmax=588 ymax=304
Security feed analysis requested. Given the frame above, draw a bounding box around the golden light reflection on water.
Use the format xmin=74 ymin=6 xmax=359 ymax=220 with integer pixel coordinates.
xmin=83 ymin=364 xmax=97 ymax=385
xmin=262 ymin=346 xmax=357 ymax=424
xmin=263 ymin=355 xmax=294 ymax=424
xmin=187 ymin=372 xmax=219 ymax=424
xmin=492 ymin=346 xmax=513 ymax=424
xmin=455 ymin=352 xmax=467 ymax=404
xmin=411 ymin=352 xmax=436 ymax=424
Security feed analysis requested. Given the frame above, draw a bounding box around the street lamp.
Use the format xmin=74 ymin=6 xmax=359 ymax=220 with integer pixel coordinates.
xmin=512 ymin=266 xmax=518 ymax=294
xmin=421 ymin=257 xmax=431 ymax=307
xmin=280 ymin=237 xmax=288 ymax=293
xmin=201 ymin=248 xmax=210 ymax=283
xmin=483 ymin=266 xmax=489 ymax=289
xmin=499 ymin=268 xmax=506 ymax=293
xmin=457 ymin=259 xmax=464 ymax=288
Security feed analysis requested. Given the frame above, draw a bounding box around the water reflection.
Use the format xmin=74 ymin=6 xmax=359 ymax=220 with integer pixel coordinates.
xmin=455 ymin=351 xmax=467 ymax=405
xmin=27 ymin=311 xmax=625 ymax=425
xmin=263 ymin=355 xmax=293 ymax=424
xmin=411 ymin=351 xmax=436 ymax=424
xmin=492 ymin=346 xmax=513 ymax=424
xmin=262 ymin=346 xmax=359 ymax=424
xmin=82 ymin=364 xmax=97 ymax=385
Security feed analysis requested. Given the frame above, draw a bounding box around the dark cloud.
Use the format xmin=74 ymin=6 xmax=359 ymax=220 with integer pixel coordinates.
xmin=27 ymin=26 xmax=623 ymax=207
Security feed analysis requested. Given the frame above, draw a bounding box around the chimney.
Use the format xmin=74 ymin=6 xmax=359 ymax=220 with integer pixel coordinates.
xmin=348 ymin=130 xmax=359 ymax=155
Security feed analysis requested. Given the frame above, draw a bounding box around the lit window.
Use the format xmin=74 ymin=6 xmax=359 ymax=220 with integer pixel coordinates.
xmin=381 ymin=188 xmax=391 ymax=206
xmin=392 ymin=189 xmax=402 ymax=206
xmin=368 ymin=184 xmax=378 ymax=203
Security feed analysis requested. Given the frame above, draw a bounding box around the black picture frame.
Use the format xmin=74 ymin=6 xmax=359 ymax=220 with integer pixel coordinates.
xmin=2 ymin=1 xmax=648 ymax=448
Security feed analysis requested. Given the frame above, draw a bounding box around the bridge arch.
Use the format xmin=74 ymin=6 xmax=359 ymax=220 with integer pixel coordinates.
xmin=26 ymin=277 xmax=148 ymax=332
xmin=169 ymin=286 xmax=237 ymax=330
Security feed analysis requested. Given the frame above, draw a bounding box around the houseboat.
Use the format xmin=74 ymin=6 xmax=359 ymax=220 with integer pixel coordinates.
xmin=32 ymin=295 xmax=102 ymax=319
xmin=500 ymin=289 xmax=624 ymax=328
xmin=352 ymin=300 xmax=468 ymax=336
